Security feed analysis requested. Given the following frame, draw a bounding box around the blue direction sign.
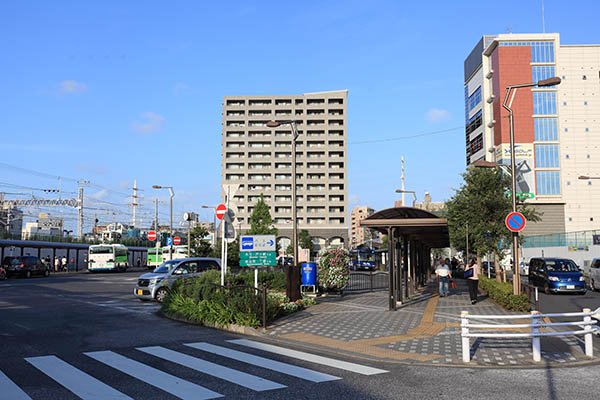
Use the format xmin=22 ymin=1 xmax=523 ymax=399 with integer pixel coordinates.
xmin=240 ymin=235 xmax=276 ymax=252
xmin=505 ymin=212 xmax=526 ymax=232
xmin=166 ymin=237 xmax=173 ymax=246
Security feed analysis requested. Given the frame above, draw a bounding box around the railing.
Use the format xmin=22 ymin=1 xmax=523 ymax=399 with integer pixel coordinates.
xmin=345 ymin=271 xmax=389 ymax=292
xmin=461 ymin=308 xmax=599 ymax=362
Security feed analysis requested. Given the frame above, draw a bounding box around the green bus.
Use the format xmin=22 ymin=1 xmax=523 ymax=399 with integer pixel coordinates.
xmin=147 ymin=245 xmax=188 ymax=268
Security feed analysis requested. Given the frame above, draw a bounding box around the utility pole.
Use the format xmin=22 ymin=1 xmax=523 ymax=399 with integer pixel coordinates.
xmin=465 ymin=222 xmax=469 ymax=263
xmin=132 ymin=179 xmax=139 ymax=228
xmin=401 ymin=156 xmax=405 ymax=206
xmin=77 ymin=180 xmax=87 ymax=238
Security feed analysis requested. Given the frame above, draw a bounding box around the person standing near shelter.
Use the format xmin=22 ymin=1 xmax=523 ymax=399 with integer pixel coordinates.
xmin=435 ymin=259 xmax=452 ymax=297
xmin=54 ymin=256 xmax=60 ymax=272
xmin=62 ymin=256 xmax=68 ymax=272
xmin=464 ymin=258 xmax=481 ymax=304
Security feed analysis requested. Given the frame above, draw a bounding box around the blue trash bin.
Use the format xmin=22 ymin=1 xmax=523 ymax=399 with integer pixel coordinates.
xmin=301 ymin=263 xmax=317 ymax=286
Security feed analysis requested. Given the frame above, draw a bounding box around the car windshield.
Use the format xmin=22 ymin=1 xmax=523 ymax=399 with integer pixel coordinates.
xmin=90 ymin=246 xmax=113 ymax=254
xmin=546 ymin=260 xmax=579 ymax=272
xmin=153 ymin=260 xmax=180 ymax=273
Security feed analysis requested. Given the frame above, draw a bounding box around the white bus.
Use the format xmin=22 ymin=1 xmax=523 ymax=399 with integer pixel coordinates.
xmin=88 ymin=244 xmax=129 ymax=272
xmin=146 ymin=245 xmax=188 ymax=268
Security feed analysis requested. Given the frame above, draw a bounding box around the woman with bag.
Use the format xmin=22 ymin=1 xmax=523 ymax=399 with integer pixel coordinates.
xmin=464 ymin=258 xmax=480 ymax=304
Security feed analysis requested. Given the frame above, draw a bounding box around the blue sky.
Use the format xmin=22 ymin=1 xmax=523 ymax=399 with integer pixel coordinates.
xmin=1 ymin=0 xmax=599 ymax=232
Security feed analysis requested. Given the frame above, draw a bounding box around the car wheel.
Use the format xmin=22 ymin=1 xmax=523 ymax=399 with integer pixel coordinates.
xmin=44 ymin=269 xmax=49 ymax=277
xmin=155 ymin=288 xmax=169 ymax=303
xmin=544 ymin=283 xmax=551 ymax=295
xmin=25 ymin=270 xmax=31 ymax=279
xmin=592 ymin=279 xmax=598 ymax=292
xmin=0 ymin=272 xmax=6 ymax=280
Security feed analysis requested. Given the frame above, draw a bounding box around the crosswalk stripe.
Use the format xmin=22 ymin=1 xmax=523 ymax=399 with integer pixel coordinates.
xmin=228 ymin=339 xmax=389 ymax=375
xmin=85 ymin=350 xmax=222 ymax=400
xmin=185 ymin=342 xmax=340 ymax=383
xmin=137 ymin=346 xmax=286 ymax=392
xmin=25 ymin=355 xmax=132 ymax=400
xmin=0 ymin=370 xmax=32 ymax=400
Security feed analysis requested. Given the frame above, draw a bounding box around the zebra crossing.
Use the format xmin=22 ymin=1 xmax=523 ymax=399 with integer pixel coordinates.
xmin=1 ymin=340 xmax=388 ymax=399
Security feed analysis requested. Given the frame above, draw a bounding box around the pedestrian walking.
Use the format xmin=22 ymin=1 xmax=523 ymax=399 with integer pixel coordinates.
xmin=464 ymin=258 xmax=481 ymax=304
xmin=435 ymin=259 xmax=452 ymax=297
xmin=56 ymin=257 xmax=62 ymax=272
xmin=62 ymin=256 xmax=68 ymax=272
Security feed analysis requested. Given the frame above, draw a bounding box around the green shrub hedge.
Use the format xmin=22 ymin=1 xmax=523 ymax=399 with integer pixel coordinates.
xmin=478 ymin=276 xmax=530 ymax=312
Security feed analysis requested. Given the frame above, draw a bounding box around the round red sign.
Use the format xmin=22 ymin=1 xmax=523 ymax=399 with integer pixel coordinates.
xmin=173 ymin=237 xmax=181 ymax=245
xmin=147 ymin=231 xmax=157 ymax=241
xmin=216 ymin=204 xmax=227 ymax=220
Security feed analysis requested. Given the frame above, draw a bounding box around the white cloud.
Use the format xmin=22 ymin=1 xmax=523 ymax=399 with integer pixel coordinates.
xmin=58 ymin=80 xmax=87 ymax=94
xmin=426 ymin=108 xmax=451 ymax=122
xmin=173 ymin=82 xmax=190 ymax=95
xmin=349 ymin=194 xmax=361 ymax=209
xmin=131 ymin=112 xmax=165 ymax=134
xmin=90 ymin=189 xmax=108 ymax=200
xmin=76 ymin=163 xmax=107 ymax=175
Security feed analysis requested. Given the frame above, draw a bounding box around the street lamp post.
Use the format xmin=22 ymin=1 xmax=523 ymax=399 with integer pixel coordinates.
xmin=153 ymin=185 xmax=174 ymax=259
xmin=201 ymin=205 xmax=217 ymax=249
xmin=502 ymin=76 xmax=561 ymax=296
xmin=267 ymin=120 xmax=300 ymax=300
xmin=395 ymin=190 xmax=417 ymax=207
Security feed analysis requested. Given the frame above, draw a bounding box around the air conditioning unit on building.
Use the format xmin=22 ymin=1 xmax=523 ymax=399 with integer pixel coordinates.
xmin=486 ymin=70 xmax=494 ymax=79
xmin=487 ymin=120 xmax=496 ymax=128
xmin=487 ymin=95 xmax=495 ymax=104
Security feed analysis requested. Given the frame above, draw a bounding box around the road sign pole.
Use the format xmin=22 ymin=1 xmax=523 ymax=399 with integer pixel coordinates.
xmin=255 ymin=267 xmax=258 ymax=293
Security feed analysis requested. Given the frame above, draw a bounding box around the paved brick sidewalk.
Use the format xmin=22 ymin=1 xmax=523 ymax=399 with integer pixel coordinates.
xmin=265 ymin=278 xmax=600 ymax=367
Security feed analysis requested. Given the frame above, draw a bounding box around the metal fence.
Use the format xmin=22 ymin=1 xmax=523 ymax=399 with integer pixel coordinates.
xmin=523 ymin=229 xmax=600 ymax=248
xmin=345 ymin=271 xmax=389 ymax=292
xmin=461 ymin=308 xmax=598 ymax=362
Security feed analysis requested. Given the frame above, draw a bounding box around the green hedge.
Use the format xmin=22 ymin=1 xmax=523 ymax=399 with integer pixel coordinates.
xmin=478 ymin=276 xmax=531 ymax=312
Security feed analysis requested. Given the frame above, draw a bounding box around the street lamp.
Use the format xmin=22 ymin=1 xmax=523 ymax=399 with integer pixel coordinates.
xmin=267 ymin=119 xmax=300 ymax=301
xmin=395 ymin=190 xmax=417 ymax=207
xmin=152 ymin=185 xmax=174 ymax=259
xmin=201 ymin=205 xmax=217 ymax=248
xmin=578 ymin=175 xmax=600 ymax=180
xmin=502 ymin=76 xmax=561 ymax=296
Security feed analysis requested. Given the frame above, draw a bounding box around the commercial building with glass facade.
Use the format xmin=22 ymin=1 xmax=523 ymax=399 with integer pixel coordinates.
xmin=464 ymin=33 xmax=600 ymax=235
xmin=221 ymin=90 xmax=349 ymax=252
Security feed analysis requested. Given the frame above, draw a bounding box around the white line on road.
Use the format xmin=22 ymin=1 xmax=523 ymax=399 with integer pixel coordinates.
xmin=0 ymin=370 xmax=32 ymax=400
xmin=137 ymin=346 xmax=286 ymax=391
xmin=25 ymin=355 xmax=132 ymax=400
xmin=184 ymin=342 xmax=340 ymax=383
xmin=228 ymin=339 xmax=389 ymax=375
xmin=85 ymin=350 xmax=222 ymax=400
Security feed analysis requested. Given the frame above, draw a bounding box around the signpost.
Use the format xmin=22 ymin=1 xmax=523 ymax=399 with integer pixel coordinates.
xmin=505 ymin=212 xmax=527 ymax=232
xmin=147 ymin=231 xmax=156 ymax=241
xmin=167 ymin=237 xmax=173 ymax=246
xmin=173 ymin=237 xmax=181 ymax=245
xmin=516 ymin=193 xmax=535 ymax=199
xmin=240 ymin=235 xmax=277 ymax=291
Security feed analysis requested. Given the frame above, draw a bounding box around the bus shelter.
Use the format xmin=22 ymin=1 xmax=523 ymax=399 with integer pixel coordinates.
xmin=360 ymin=207 xmax=449 ymax=311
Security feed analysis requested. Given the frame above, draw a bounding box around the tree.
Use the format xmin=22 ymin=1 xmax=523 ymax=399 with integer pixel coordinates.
xmin=299 ymin=229 xmax=314 ymax=253
xmin=445 ymin=166 xmax=541 ymax=281
xmin=189 ymin=226 xmax=212 ymax=257
xmin=247 ymin=194 xmax=278 ymax=236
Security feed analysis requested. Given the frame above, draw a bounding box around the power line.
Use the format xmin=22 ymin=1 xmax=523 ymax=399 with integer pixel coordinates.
xmin=348 ymin=126 xmax=462 ymax=145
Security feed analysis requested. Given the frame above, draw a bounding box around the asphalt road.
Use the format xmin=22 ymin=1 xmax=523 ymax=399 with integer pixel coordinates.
xmin=1 ymin=271 xmax=600 ymax=400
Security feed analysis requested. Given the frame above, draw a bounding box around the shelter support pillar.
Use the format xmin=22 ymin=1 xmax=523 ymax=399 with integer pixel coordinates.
xmin=387 ymin=227 xmax=396 ymax=311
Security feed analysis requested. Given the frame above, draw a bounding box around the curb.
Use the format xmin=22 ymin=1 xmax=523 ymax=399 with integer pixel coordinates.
xmin=159 ymin=310 xmax=267 ymax=337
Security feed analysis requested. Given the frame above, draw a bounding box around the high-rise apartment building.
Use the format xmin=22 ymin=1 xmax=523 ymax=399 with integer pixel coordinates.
xmin=464 ymin=33 xmax=600 ymax=235
xmin=221 ymin=90 xmax=348 ymax=251
xmin=350 ymin=206 xmax=381 ymax=248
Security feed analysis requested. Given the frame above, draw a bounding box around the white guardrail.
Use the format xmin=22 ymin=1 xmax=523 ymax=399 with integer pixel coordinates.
xmin=461 ymin=307 xmax=600 ymax=363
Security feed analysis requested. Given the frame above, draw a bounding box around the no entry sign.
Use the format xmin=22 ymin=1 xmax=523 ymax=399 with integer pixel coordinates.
xmin=147 ymin=231 xmax=157 ymax=241
xmin=173 ymin=237 xmax=181 ymax=245
xmin=505 ymin=212 xmax=527 ymax=232
xmin=216 ymin=204 xmax=227 ymax=220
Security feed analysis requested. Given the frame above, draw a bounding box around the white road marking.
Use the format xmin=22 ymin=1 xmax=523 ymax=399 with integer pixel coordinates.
xmin=184 ymin=342 xmax=340 ymax=383
xmin=25 ymin=355 xmax=131 ymax=400
xmin=137 ymin=346 xmax=286 ymax=391
xmin=0 ymin=370 xmax=32 ymax=400
xmin=229 ymin=339 xmax=389 ymax=375
xmin=85 ymin=350 xmax=222 ymax=400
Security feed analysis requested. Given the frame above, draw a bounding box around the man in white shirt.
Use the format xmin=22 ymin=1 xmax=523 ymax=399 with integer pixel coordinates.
xmin=435 ymin=259 xmax=452 ymax=297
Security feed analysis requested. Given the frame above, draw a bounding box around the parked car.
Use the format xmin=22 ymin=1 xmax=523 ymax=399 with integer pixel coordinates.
xmin=590 ymin=258 xmax=600 ymax=291
xmin=481 ymin=261 xmax=496 ymax=277
xmin=134 ymin=257 xmax=221 ymax=303
xmin=528 ymin=257 xmax=586 ymax=295
xmin=277 ymin=256 xmax=294 ymax=267
xmin=3 ymin=256 xmax=50 ymax=278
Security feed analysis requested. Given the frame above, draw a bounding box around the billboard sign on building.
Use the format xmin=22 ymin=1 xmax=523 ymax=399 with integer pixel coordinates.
xmin=496 ymin=143 xmax=535 ymax=196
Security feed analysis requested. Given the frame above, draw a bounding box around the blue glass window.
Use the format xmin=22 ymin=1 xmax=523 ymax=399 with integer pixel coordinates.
xmin=533 ymin=92 xmax=557 ymax=115
xmin=535 ymin=144 xmax=559 ymax=168
xmin=534 ymin=118 xmax=558 ymax=141
xmin=532 ymin=66 xmax=556 ymax=87
xmin=465 ymin=86 xmax=482 ymax=115
xmin=536 ymin=171 xmax=560 ymax=195
xmin=531 ymin=41 xmax=555 ymax=63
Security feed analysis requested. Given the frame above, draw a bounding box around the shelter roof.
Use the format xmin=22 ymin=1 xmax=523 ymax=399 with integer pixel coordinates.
xmin=360 ymin=207 xmax=449 ymax=248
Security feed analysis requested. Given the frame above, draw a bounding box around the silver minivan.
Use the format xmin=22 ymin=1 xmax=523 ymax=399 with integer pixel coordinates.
xmin=590 ymin=258 xmax=600 ymax=291
xmin=134 ymin=257 xmax=221 ymax=302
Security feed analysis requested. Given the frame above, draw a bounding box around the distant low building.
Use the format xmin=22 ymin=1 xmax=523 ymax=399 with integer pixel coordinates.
xmin=1 ymin=206 xmax=23 ymax=237
xmin=22 ymin=217 xmax=63 ymax=239
xmin=350 ymin=206 xmax=381 ymax=248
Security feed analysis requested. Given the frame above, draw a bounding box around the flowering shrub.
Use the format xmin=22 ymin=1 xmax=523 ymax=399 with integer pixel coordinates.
xmin=268 ymin=292 xmax=316 ymax=315
xmin=317 ymin=248 xmax=350 ymax=290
